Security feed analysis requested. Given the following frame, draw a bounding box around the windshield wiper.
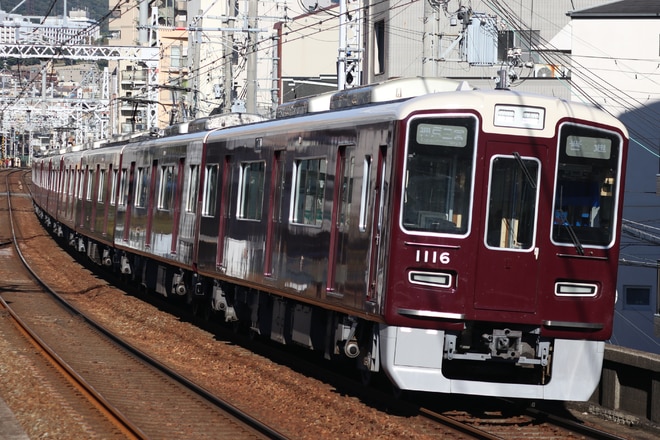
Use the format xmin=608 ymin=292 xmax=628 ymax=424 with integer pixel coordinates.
xmin=558 ymin=209 xmax=584 ymax=255
xmin=513 ymin=152 xmax=536 ymax=189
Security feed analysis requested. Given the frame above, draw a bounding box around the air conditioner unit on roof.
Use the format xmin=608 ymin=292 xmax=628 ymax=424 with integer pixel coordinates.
xmin=534 ymin=64 xmax=566 ymax=78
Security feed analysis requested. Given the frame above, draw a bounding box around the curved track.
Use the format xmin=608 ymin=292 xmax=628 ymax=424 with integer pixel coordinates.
xmin=0 ymin=168 xmax=286 ymax=439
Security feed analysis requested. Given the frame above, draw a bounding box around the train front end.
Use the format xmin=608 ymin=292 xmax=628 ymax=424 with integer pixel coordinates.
xmin=379 ymin=90 xmax=628 ymax=400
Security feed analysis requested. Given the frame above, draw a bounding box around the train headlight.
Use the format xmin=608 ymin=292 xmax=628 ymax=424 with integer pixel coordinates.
xmin=554 ymin=282 xmax=598 ymax=297
xmin=409 ymin=271 xmax=452 ymax=288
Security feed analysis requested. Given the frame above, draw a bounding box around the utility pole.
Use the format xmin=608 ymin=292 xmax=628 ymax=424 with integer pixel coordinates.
xmin=422 ymin=0 xmax=437 ymax=77
xmin=246 ymin=0 xmax=258 ymax=113
xmin=223 ymin=0 xmax=237 ymax=113
xmin=338 ymin=0 xmax=362 ymax=90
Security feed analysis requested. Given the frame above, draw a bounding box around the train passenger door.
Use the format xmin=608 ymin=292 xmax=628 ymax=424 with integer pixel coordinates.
xmin=327 ymin=145 xmax=353 ymax=294
xmin=366 ymin=145 xmax=387 ymax=307
xmin=264 ymin=151 xmax=285 ymax=278
xmin=474 ymin=142 xmax=545 ymax=313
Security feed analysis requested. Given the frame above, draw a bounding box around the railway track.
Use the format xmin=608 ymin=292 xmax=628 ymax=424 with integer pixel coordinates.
xmin=0 ymin=169 xmax=285 ymax=439
xmin=2 ymin=167 xmax=651 ymax=439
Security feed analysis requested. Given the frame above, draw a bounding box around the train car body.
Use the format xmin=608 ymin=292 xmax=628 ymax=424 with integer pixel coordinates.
xmin=31 ymin=78 xmax=628 ymax=401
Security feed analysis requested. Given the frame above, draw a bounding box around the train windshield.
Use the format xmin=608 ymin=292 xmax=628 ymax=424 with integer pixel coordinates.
xmin=552 ymin=124 xmax=622 ymax=247
xmin=402 ymin=116 xmax=476 ymax=234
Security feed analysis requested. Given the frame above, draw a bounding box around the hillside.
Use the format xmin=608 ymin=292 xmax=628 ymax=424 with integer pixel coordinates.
xmin=1 ymin=0 xmax=108 ymax=21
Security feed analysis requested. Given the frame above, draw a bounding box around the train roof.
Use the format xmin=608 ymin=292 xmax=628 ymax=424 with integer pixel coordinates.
xmin=275 ymin=77 xmax=473 ymax=118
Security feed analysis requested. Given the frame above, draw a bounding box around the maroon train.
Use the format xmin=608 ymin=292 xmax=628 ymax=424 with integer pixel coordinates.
xmin=32 ymin=77 xmax=628 ymax=400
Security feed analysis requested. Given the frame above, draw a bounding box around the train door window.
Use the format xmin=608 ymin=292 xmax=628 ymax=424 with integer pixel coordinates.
xmin=158 ymin=165 xmax=175 ymax=211
xmin=118 ymin=168 xmax=128 ymax=206
xmin=202 ymin=164 xmax=218 ymax=217
xmin=485 ymin=155 xmax=540 ymax=250
xmin=238 ymin=161 xmax=265 ymax=220
xmin=553 ymin=124 xmax=622 ymax=247
xmin=186 ymin=164 xmax=199 ymax=213
xmin=98 ymin=169 xmax=106 ymax=202
xmin=291 ymin=157 xmax=327 ymax=226
xmin=402 ymin=116 xmax=476 ymax=234
xmin=358 ymin=155 xmax=372 ymax=232
xmin=134 ymin=167 xmax=149 ymax=208
xmin=110 ymin=168 xmax=118 ymax=205
xmin=339 ymin=155 xmax=355 ymax=227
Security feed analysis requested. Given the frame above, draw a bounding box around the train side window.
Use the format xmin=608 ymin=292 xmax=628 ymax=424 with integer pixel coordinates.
xmin=118 ymin=168 xmax=128 ymax=206
xmin=134 ymin=167 xmax=148 ymax=208
xmin=186 ymin=165 xmax=199 ymax=213
xmin=157 ymin=165 xmax=175 ymax=211
xmin=68 ymin=169 xmax=74 ymax=196
xmin=86 ymin=170 xmax=94 ymax=201
xmin=485 ymin=156 xmax=540 ymax=250
xmin=98 ymin=169 xmax=106 ymax=203
xmin=202 ymin=164 xmax=218 ymax=217
xmin=359 ymin=155 xmax=372 ymax=232
xmin=238 ymin=161 xmax=265 ymax=220
xmin=110 ymin=169 xmax=118 ymax=205
xmin=77 ymin=169 xmax=84 ymax=200
xmin=291 ymin=157 xmax=327 ymax=226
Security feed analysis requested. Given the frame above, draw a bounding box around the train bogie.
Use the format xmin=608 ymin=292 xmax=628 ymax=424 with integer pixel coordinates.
xmin=32 ymin=77 xmax=628 ymax=401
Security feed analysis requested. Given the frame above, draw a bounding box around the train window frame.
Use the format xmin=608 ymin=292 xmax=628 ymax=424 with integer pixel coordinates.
xmin=157 ymin=165 xmax=176 ymax=211
xmin=290 ymin=157 xmax=327 ymax=227
xmin=237 ymin=160 xmax=265 ymax=221
xmin=202 ymin=164 xmax=218 ymax=217
xmin=400 ymin=114 xmax=477 ymax=237
xmin=551 ymin=123 xmax=623 ymax=249
xmin=484 ymin=154 xmax=541 ymax=251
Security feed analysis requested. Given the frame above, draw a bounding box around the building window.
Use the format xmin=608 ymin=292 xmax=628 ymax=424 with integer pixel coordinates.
xmin=624 ymin=285 xmax=651 ymax=310
xmin=238 ymin=161 xmax=265 ymax=220
xmin=497 ymin=29 xmax=540 ymax=63
xmin=373 ymin=20 xmax=385 ymax=75
xmin=170 ymin=45 xmax=184 ymax=69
